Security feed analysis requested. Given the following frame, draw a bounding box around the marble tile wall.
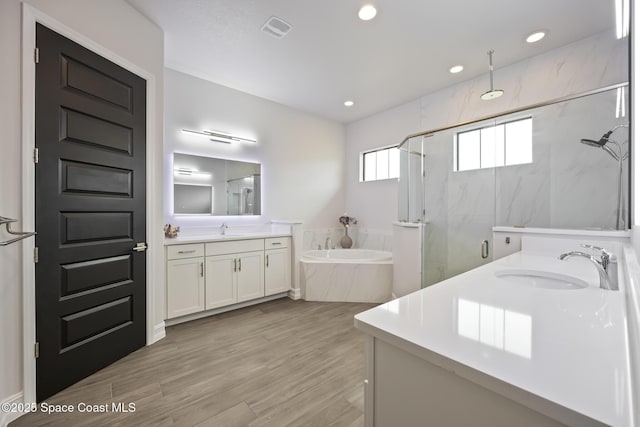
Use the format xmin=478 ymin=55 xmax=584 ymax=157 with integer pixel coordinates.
xmin=301 ymin=262 xmax=392 ymax=303
xmin=421 ymin=88 xmax=629 ymax=285
xmin=302 ymin=227 xmax=392 ymax=252
xmin=408 ymin=32 xmax=629 ymax=286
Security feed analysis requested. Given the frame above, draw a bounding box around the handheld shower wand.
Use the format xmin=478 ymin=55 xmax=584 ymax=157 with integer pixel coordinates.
xmin=578 ymin=124 xmax=629 ymax=229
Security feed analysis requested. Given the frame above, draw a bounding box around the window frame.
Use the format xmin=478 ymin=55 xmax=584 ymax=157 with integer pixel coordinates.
xmin=453 ymin=116 xmax=533 ymax=172
xmin=360 ymin=144 xmax=400 ymax=182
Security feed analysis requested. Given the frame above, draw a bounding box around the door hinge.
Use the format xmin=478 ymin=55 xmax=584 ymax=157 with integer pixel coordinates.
xmin=33 ymin=148 xmax=39 ymax=164
xmin=34 ymin=47 xmax=39 ymax=64
xmin=34 ymin=247 xmax=39 ymax=263
xmin=34 ymin=342 xmax=39 ymax=359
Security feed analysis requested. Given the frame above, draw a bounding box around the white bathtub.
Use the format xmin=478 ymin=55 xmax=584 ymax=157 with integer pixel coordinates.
xmin=300 ymin=249 xmax=393 ymax=303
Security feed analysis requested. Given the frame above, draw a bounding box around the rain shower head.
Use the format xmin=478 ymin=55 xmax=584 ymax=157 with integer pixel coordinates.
xmin=480 ymin=50 xmax=503 ymax=101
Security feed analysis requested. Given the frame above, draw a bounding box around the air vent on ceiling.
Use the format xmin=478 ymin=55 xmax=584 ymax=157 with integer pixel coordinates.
xmin=262 ymin=16 xmax=292 ymax=39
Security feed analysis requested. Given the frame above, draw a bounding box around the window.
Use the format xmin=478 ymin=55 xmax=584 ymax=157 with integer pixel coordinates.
xmin=361 ymin=145 xmax=400 ymax=182
xmin=453 ymin=117 xmax=532 ymax=172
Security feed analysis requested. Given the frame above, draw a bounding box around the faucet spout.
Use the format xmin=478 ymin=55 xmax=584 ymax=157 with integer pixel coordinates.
xmin=324 ymin=237 xmax=333 ymax=250
xmin=220 ymin=223 xmax=229 ymax=236
xmin=559 ymin=248 xmax=618 ymax=291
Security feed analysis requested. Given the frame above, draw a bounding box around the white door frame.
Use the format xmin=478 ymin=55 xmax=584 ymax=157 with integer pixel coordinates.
xmin=21 ymin=3 xmax=165 ymax=404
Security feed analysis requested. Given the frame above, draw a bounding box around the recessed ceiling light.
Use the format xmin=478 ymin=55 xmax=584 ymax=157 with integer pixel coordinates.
xmin=344 ymin=100 xmax=354 ymax=107
xmin=449 ymin=65 xmax=464 ymax=74
xmin=358 ymin=5 xmax=377 ymax=21
xmin=526 ymin=31 xmax=546 ymax=43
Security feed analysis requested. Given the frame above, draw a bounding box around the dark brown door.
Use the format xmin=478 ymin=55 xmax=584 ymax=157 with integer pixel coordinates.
xmin=35 ymin=23 xmax=147 ymax=402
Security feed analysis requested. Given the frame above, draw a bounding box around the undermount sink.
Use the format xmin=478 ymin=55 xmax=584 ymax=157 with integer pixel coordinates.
xmin=495 ymin=269 xmax=589 ymax=290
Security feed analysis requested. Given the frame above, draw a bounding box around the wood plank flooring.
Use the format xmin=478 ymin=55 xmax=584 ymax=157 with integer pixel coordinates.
xmin=10 ymin=299 xmax=374 ymax=427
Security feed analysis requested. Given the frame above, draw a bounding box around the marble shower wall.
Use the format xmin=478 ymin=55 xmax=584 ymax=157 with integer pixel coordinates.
xmin=421 ymin=87 xmax=629 ymax=286
xmin=415 ymin=30 xmax=629 ymax=285
xmin=422 ymin=122 xmax=497 ymax=285
xmin=495 ymin=89 xmax=628 ymax=229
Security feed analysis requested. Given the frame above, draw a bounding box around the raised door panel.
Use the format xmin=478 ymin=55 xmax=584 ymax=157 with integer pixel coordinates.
xmin=167 ymin=258 xmax=205 ymax=319
xmin=236 ymin=251 xmax=265 ymax=303
xmin=35 ymin=24 xmax=146 ymax=401
xmin=265 ymin=248 xmax=291 ymax=295
xmin=205 ymin=254 xmax=237 ymax=309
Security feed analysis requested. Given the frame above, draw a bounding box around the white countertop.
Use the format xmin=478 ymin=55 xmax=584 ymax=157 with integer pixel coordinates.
xmin=355 ymin=239 xmax=635 ymax=426
xmin=164 ymin=231 xmax=291 ymax=246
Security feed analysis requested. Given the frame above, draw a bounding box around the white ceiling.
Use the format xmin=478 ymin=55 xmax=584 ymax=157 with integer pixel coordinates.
xmin=127 ymin=0 xmax=615 ymax=123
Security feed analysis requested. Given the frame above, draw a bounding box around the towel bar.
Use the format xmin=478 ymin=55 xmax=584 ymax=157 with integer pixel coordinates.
xmin=0 ymin=216 xmax=36 ymax=246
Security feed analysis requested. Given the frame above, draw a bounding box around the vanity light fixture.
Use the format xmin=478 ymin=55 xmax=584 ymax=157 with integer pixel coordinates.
xmin=525 ymin=31 xmax=546 ymax=43
xmin=449 ymin=65 xmax=464 ymax=74
xmin=173 ymin=167 xmax=211 ymax=178
xmin=181 ymin=129 xmax=257 ymax=144
xmin=344 ymin=100 xmax=355 ymax=107
xmin=358 ymin=4 xmax=377 ymax=21
xmin=480 ymin=50 xmax=504 ymax=101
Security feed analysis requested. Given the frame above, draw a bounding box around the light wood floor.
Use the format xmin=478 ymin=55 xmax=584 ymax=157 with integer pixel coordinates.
xmin=11 ymin=299 xmax=374 ymax=427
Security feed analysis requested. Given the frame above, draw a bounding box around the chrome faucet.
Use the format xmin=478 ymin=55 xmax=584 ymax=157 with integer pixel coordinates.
xmin=220 ymin=223 xmax=228 ymax=235
xmin=559 ymin=244 xmax=618 ymax=291
xmin=324 ymin=236 xmax=333 ymax=250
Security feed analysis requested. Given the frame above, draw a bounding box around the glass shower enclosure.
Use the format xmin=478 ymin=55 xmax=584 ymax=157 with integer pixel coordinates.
xmin=398 ymin=84 xmax=630 ymax=288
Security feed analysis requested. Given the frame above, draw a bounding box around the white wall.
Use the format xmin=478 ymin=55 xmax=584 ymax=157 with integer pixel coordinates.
xmin=164 ymin=68 xmax=345 ymax=229
xmin=346 ymin=31 xmax=629 ymax=233
xmin=0 ymin=0 xmax=164 ymax=406
xmin=345 ymin=100 xmax=423 ymax=229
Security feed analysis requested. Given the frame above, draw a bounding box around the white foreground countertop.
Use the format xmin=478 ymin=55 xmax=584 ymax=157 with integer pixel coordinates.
xmin=355 ymin=238 xmax=635 ymax=426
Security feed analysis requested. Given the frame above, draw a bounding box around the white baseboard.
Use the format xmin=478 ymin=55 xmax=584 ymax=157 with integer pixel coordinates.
xmin=165 ymin=293 xmax=289 ymax=327
xmin=288 ymin=288 xmax=301 ymax=300
xmin=1 ymin=392 xmax=24 ymax=427
xmin=149 ymin=321 xmax=166 ymax=345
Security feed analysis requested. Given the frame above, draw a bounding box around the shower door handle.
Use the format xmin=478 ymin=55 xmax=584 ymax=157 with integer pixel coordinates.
xmin=481 ymin=240 xmax=489 ymax=259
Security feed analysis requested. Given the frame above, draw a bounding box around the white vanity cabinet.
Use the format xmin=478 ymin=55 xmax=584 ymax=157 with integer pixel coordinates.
xmin=264 ymin=237 xmax=291 ymax=296
xmin=166 ymin=236 xmax=291 ymax=322
xmin=205 ymin=239 xmax=265 ymax=307
xmin=204 ymin=254 xmax=236 ymax=309
xmin=166 ymin=244 xmax=205 ymax=319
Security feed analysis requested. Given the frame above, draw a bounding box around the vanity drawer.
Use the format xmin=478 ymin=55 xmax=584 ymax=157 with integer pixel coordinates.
xmin=167 ymin=244 xmax=205 ymax=260
xmin=265 ymin=237 xmax=290 ymax=249
xmin=206 ymin=239 xmax=264 ymax=256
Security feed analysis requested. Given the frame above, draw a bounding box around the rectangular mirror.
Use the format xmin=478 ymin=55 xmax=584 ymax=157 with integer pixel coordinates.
xmin=173 ymin=153 xmax=261 ymax=216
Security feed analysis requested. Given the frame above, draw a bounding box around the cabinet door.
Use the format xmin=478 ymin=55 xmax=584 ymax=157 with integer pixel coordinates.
xmin=167 ymin=258 xmax=205 ymax=319
xmin=265 ymin=248 xmax=291 ymax=295
xmin=205 ymin=254 xmax=237 ymax=309
xmin=236 ymin=251 xmax=265 ymax=303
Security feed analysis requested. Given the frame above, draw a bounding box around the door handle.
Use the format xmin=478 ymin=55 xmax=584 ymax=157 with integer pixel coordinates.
xmin=200 ymin=262 xmax=204 ymax=277
xmin=233 ymin=258 xmax=237 ymax=272
xmin=481 ymin=240 xmax=489 ymax=259
xmin=238 ymin=258 xmax=242 ymax=272
xmin=133 ymin=242 xmax=148 ymax=252
xmin=266 ymin=254 xmax=269 ymax=267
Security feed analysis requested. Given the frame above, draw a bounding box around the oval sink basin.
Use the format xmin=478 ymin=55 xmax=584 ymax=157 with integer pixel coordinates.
xmin=495 ymin=269 xmax=589 ymax=290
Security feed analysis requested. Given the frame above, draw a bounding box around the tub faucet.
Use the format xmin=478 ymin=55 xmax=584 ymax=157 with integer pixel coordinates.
xmin=220 ymin=223 xmax=228 ymax=235
xmin=559 ymin=244 xmax=618 ymax=291
xmin=324 ymin=237 xmax=333 ymax=250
